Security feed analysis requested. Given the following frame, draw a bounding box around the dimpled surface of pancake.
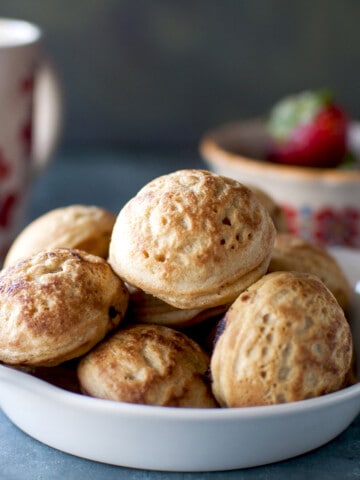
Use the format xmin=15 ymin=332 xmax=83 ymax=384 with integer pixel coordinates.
xmin=109 ymin=169 xmax=276 ymax=309
xmin=4 ymin=204 xmax=116 ymax=267
xmin=0 ymin=248 xmax=129 ymax=366
xmin=77 ymin=324 xmax=218 ymax=408
xmin=268 ymin=233 xmax=351 ymax=310
xmin=211 ymin=271 xmax=353 ymax=407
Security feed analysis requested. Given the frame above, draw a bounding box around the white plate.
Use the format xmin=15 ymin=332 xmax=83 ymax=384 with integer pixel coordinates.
xmin=0 ymin=247 xmax=359 ymax=472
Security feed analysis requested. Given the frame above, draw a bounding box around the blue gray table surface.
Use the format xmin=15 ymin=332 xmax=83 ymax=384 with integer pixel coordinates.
xmin=1 ymin=149 xmax=359 ymax=480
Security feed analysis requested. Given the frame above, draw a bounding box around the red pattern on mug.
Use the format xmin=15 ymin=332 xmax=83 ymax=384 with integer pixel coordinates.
xmin=20 ymin=75 xmax=34 ymax=94
xmin=19 ymin=74 xmax=34 ymax=157
xmin=0 ymin=193 xmax=18 ymax=228
xmin=20 ymin=119 xmax=33 ymax=157
xmin=0 ymin=150 xmax=11 ymax=178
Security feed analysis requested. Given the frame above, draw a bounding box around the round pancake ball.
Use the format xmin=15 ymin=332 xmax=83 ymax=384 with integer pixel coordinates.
xmin=109 ymin=169 xmax=276 ymax=309
xmin=211 ymin=271 xmax=353 ymax=407
xmin=77 ymin=323 xmax=218 ymax=408
xmin=268 ymin=233 xmax=351 ymax=310
xmin=4 ymin=204 xmax=116 ymax=267
xmin=0 ymin=248 xmax=129 ymax=366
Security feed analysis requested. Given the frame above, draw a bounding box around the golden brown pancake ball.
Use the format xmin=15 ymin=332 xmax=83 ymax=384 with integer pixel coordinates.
xmin=109 ymin=169 xmax=276 ymax=309
xmin=77 ymin=323 xmax=218 ymax=408
xmin=0 ymin=248 xmax=129 ymax=366
xmin=4 ymin=204 xmax=116 ymax=267
xmin=211 ymin=271 xmax=353 ymax=407
xmin=268 ymin=233 xmax=351 ymax=310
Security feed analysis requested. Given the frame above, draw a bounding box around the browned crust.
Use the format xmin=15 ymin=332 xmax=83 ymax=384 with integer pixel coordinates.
xmin=0 ymin=248 xmax=129 ymax=366
xmin=4 ymin=204 xmax=116 ymax=267
xmin=77 ymin=324 xmax=218 ymax=408
xmin=211 ymin=271 xmax=353 ymax=407
xmin=109 ymin=169 xmax=276 ymax=309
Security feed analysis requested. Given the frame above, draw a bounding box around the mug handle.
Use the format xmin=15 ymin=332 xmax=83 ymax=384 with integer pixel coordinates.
xmin=32 ymin=58 xmax=63 ymax=175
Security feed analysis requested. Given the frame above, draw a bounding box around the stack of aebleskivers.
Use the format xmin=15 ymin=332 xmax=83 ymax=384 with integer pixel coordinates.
xmin=0 ymin=169 xmax=354 ymax=408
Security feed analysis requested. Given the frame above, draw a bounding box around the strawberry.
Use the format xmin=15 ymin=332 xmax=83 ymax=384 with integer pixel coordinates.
xmin=266 ymin=90 xmax=349 ymax=168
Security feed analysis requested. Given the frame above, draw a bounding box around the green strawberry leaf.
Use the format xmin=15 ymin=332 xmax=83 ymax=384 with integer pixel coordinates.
xmin=337 ymin=150 xmax=358 ymax=169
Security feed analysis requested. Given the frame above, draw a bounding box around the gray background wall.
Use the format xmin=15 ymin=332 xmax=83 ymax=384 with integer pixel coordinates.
xmin=1 ymin=0 xmax=359 ymax=152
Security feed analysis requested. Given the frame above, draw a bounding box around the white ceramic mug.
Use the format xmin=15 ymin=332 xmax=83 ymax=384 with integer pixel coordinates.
xmin=0 ymin=18 xmax=62 ymax=262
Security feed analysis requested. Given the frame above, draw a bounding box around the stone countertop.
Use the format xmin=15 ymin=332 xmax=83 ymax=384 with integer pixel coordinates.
xmin=1 ymin=149 xmax=359 ymax=480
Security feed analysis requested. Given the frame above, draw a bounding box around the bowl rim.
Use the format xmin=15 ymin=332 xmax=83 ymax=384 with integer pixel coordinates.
xmin=1 ymin=362 xmax=359 ymax=421
xmin=199 ymin=119 xmax=360 ymax=182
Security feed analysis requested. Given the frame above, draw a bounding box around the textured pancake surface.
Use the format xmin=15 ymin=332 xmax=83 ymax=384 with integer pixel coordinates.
xmin=211 ymin=271 xmax=353 ymax=407
xmin=268 ymin=233 xmax=351 ymax=310
xmin=4 ymin=204 xmax=116 ymax=266
xmin=0 ymin=248 xmax=129 ymax=366
xmin=77 ymin=323 xmax=218 ymax=408
xmin=109 ymin=169 xmax=276 ymax=309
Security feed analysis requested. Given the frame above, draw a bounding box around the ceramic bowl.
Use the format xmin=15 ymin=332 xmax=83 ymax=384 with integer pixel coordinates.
xmin=0 ymin=248 xmax=359 ymax=472
xmin=199 ymin=119 xmax=360 ymax=248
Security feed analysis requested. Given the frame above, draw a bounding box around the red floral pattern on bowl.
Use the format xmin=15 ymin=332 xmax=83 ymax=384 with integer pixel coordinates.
xmin=283 ymin=205 xmax=360 ymax=248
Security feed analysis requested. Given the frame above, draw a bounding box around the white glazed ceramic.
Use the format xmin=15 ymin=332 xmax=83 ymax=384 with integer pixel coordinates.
xmin=0 ymin=247 xmax=359 ymax=472
xmin=200 ymin=120 xmax=360 ymax=248
xmin=0 ymin=18 xmax=62 ymax=261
